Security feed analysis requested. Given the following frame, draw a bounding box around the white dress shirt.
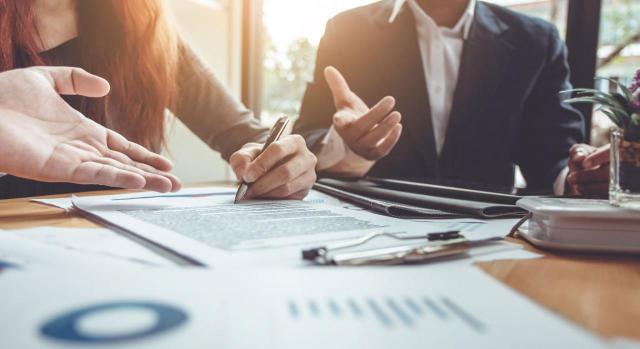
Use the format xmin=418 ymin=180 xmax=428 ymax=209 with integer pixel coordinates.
xmin=404 ymin=0 xmax=473 ymax=154
xmin=314 ymin=0 xmax=567 ymax=194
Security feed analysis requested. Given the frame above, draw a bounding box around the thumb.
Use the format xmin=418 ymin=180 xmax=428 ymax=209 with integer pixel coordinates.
xmin=229 ymin=144 xmax=262 ymax=181
xmin=333 ymin=110 xmax=357 ymax=128
xmin=36 ymin=66 xmax=110 ymax=97
xmin=582 ymin=145 xmax=610 ymax=169
xmin=324 ymin=66 xmax=352 ymax=107
xmin=568 ymin=144 xmax=596 ymax=171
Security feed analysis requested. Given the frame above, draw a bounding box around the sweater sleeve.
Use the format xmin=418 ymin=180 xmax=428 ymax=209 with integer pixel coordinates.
xmin=171 ymin=40 xmax=269 ymax=161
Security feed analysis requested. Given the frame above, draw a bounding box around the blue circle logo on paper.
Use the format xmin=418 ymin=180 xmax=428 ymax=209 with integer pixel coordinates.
xmin=40 ymin=301 xmax=188 ymax=343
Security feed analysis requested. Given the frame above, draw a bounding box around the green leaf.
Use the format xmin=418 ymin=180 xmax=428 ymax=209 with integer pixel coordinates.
xmin=613 ymin=109 xmax=631 ymax=127
xmin=564 ymin=86 xmax=634 ymax=117
xmin=591 ymin=103 xmax=631 ymax=127
xmin=600 ymin=109 xmax=624 ymax=128
xmin=564 ymin=97 xmax=625 ymax=113
xmin=568 ymin=93 xmax=630 ymax=111
xmin=612 ymin=92 xmax=633 ymax=114
xmin=561 ymin=88 xmax=601 ymax=95
xmin=595 ymin=77 xmax=634 ymax=101
xmin=592 ymin=92 xmax=628 ymax=108
xmin=564 ymin=97 xmax=599 ymax=104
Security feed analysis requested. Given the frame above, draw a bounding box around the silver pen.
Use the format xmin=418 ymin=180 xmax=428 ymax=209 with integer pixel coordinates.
xmin=234 ymin=116 xmax=290 ymax=204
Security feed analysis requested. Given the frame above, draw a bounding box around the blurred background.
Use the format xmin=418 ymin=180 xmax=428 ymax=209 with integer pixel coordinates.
xmin=165 ymin=0 xmax=639 ymax=184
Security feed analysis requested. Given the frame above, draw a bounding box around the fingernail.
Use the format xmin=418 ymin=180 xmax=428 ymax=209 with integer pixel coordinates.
xmin=384 ymin=96 xmax=395 ymax=106
xmin=334 ymin=115 xmax=346 ymax=127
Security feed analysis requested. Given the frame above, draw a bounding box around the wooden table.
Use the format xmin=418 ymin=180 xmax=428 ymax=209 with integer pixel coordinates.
xmin=1 ymin=187 xmax=640 ymax=341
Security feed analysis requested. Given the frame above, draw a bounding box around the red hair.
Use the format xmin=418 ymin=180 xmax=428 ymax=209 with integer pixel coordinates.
xmin=0 ymin=0 xmax=178 ymax=151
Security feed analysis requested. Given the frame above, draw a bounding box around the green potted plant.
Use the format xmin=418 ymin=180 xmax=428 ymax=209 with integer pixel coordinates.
xmin=564 ymin=71 xmax=640 ymax=208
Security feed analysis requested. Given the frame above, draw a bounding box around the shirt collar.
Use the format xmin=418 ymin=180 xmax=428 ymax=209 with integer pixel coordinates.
xmin=389 ymin=0 xmax=476 ymax=39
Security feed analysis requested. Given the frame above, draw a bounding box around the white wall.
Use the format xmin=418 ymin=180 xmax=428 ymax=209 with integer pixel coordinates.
xmin=163 ymin=0 xmax=243 ymax=183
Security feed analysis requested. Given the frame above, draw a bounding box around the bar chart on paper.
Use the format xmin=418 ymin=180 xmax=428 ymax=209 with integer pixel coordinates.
xmin=255 ymin=268 xmax=606 ymax=349
xmin=286 ymin=295 xmax=486 ymax=332
xmin=272 ymin=294 xmax=493 ymax=348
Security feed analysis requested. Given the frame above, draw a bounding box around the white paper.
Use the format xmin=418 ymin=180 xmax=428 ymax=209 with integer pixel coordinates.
xmin=244 ymin=267 xmax=606 ymax=349
xmin=0 ymin=268 xmax=224 ymax=349
xmin=30 ymin=187 xmax=531 ymax=268
xmin=63 ymin=187 xmax=521 ymax=266
xmin=33 ymin=187 xmax=342 ymax=211
xmin=0 ymin=233 xmax=149 ymax=270
xmin=4 ymin=227 xmax=173 ymax=266
xmin=31 ymin=187 xmax=241 ymax=210
xmin=608 ymin=338 xmax=640 ymax=349
xmin=0 ymin=265 xmax=604 ymax=349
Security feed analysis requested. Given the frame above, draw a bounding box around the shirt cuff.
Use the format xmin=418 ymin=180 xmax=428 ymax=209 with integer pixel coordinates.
xmin=315 ymin=126 xmax=348 ymax=170
xmin=315 ymin=126 xmax=374 ymax=176
xmin=553 ymin=166 xmax=569 ymax=196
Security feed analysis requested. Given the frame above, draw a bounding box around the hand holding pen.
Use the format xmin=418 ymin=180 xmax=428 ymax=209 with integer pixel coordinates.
xmin=230 ymin=116 xmax=318 ymax=202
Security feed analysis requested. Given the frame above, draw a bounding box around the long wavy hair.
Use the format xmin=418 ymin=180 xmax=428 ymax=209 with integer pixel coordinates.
xmin=0 ymin=0 xmax=178 ymax=151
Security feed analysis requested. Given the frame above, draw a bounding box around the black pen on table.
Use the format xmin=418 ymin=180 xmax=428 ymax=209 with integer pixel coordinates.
xmin=234 ymin=116 xmax=291 ymax=204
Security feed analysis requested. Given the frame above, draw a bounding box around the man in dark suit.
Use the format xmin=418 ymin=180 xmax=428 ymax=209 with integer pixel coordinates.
xmin=295 ymin=0 xmax=587 ymax=194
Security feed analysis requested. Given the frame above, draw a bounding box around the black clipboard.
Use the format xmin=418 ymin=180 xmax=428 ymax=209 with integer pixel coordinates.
xmin=366 ymin=177 xmax=523 ymax=205
xmin=317 ymin=178 xmax=528 ymax=219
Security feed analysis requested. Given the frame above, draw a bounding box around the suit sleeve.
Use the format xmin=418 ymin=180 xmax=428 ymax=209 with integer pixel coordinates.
xmin=516 ymin=26 xmax=585 ymax=190
xmin=293 ymin=18 xmax=343 ymax=151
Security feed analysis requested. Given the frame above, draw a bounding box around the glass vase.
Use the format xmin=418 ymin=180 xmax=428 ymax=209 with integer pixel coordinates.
xmin=609 ymin=129 xmax=640 ymax=209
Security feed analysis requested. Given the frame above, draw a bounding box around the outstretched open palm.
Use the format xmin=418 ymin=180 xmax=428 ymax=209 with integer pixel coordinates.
xmin=0 ymin=67 xmax=180 ymax=192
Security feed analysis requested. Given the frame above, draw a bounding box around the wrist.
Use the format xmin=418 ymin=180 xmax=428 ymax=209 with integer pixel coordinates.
xmin=315 ymin=126 xmax=375 ymax=176
xmin=323 ymin=149 xmax=375 ymax=177
xmin=315 ymin=126 xmax=348 ymax=170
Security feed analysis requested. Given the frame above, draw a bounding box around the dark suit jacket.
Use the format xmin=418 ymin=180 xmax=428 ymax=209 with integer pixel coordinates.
xmin=294 ymin=0 xmax=585 ymax=191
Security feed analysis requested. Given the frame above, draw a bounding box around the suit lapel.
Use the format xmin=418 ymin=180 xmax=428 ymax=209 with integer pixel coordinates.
xmin=440 ymin=3 xmax=516 ymax=172
xmin=369 ymin=1 xmax=439 ymax=173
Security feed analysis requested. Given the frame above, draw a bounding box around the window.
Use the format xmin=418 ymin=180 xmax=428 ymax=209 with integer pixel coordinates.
xmin=592 ymin=0 xmax=640 ymax=146
xmin=165 ymin=0 xmax=240 ymax=183
xmin=260 ymin=0 xmax=376 ymax=126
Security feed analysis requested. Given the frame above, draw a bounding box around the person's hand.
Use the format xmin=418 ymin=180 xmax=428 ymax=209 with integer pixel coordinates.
xmin=324 ymin=66 xmax=402 ymax=161
xmin=0 ymin=66 xmax=181 ymax=192
xmin=229 ymin=135 xmax=317 ymax=200
xmin=566 ymin=143 xmax=610 ymax=198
